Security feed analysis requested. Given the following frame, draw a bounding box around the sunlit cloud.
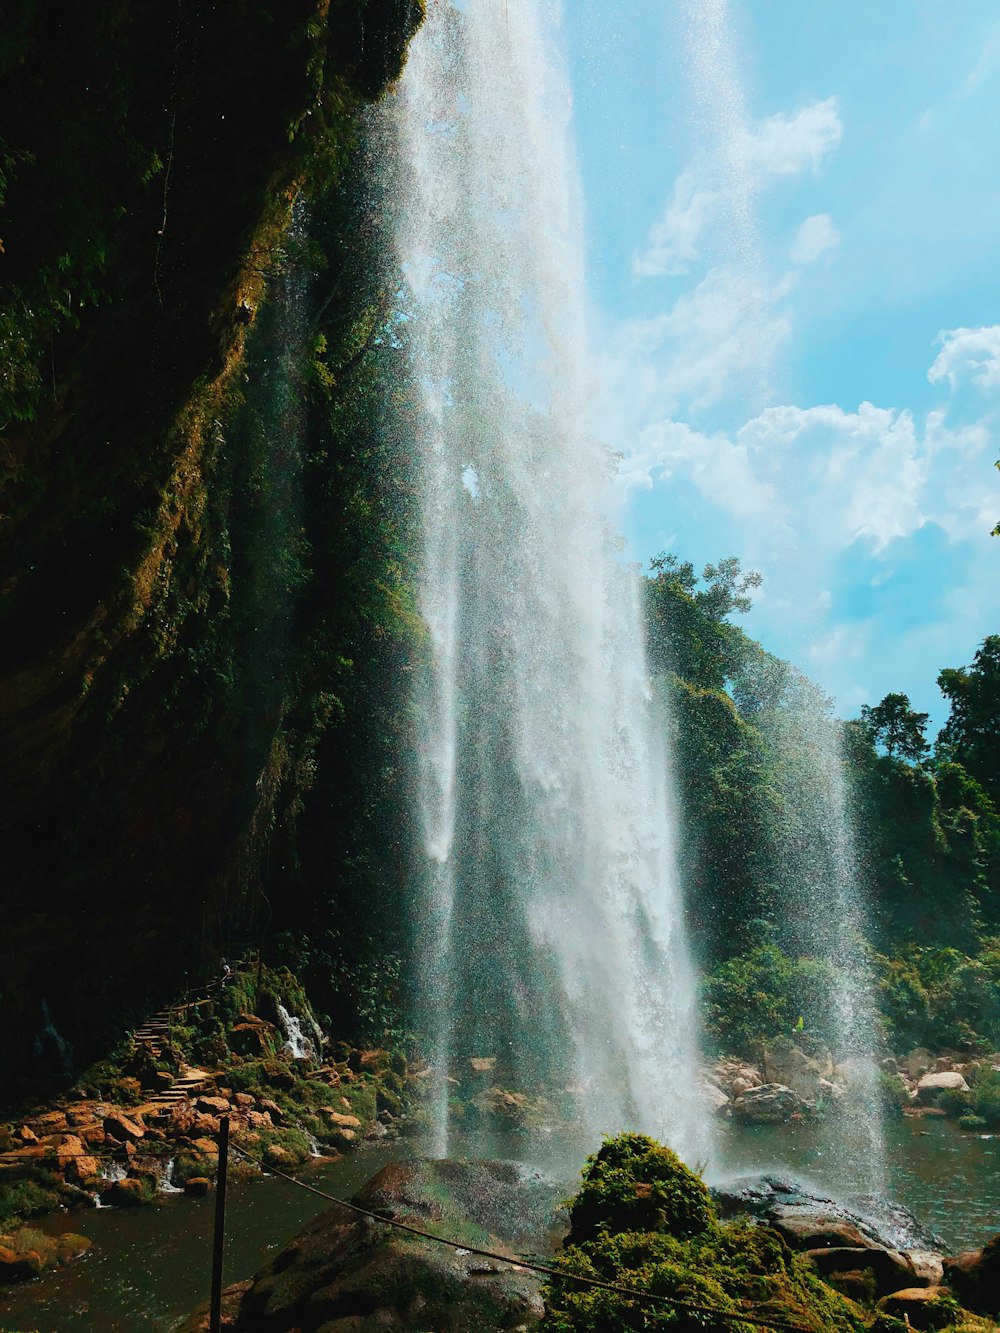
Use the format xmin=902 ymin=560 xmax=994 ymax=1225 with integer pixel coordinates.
xmin=927 ymin=325 xmax=1000 ymax=390
xmin=744 ymin=97 xmax=843 ymax=176
xmin=791 ymin=213 xmax=840 ymax=265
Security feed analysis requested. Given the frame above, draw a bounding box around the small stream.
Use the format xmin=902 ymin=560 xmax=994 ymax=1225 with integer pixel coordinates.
xmin=1 ymin=1120 xmax=997 ymax=1333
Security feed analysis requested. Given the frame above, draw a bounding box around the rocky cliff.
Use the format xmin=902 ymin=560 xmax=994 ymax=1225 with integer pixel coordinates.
xmin=0 ymin=0 xmax=423 ymax=1091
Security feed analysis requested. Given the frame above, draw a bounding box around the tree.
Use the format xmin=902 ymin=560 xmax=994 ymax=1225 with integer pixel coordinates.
xmin=860 ymin=692 xmax=930 ymax=762
xmin=938 ymin=636 xmax=1000 ymax=799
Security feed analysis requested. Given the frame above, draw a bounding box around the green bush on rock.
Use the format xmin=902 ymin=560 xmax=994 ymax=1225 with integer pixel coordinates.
xmin=566 ymin=1134 xmax=715 ymax=1245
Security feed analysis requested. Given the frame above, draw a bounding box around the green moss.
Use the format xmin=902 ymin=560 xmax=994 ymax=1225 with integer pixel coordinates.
xmin=567 ymin=1134 xmax=716 ymax=1246
xmin=0 ymin=1174 xmax=62 ymax=1226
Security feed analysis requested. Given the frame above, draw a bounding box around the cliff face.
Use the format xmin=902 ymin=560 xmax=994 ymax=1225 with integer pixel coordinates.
xmin=0 ymin=0 xmax=423 ymax=1089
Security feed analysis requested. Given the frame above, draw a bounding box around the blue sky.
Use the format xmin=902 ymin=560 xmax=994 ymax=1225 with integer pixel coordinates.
xmin=562 ymin=0 xmax=1000 ymax=733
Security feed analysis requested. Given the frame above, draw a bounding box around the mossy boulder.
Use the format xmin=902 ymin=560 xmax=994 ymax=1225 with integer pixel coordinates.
xmin=227 ymin=1159 xmax=545 ymax=1331
xmin=566 ymin=1133 xmax=715 ymax=1246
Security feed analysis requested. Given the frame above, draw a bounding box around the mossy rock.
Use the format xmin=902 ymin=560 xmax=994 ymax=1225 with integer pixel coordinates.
xmin=566 ymin=1133 xmax=716 ymax=1245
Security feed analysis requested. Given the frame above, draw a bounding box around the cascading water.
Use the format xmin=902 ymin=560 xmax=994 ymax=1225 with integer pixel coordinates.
xmin=395 ymin=0 xmax=706 ymax=1161
xmin=673 ymin=0 xmax=886 ymax=1193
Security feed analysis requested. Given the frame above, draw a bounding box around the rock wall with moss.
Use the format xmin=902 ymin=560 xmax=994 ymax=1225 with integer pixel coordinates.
xmin=0 ymin=0 xmax=424 ymax=1091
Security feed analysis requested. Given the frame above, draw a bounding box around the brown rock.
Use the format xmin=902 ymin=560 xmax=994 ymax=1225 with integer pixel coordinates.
xmin=806 ymin=1246 xmax=916 ymax=1297
xmin=245 ymin=1110 xmax=273 ymax=1131
xmin=66 ymin=1153 xmax=100 ymax=1184
xmin=943 ymin=1234 xmax=1000 ymax=1315
xmin=190 ymin=1137 xmax=219 ymax=1158
xmin=56 ymin=1134 xmax=86 ymax=1170
xmin=104 ymin=1110 xmax=145 ymax=1142
xmin=257 ymin=1098 xmax=285 ymax=1125
xmin=0 ymin=1245 xmax=44 ymax=1284
xmin=329 ymin=1128 xmax=357 ymax=1149
xmin=196 ymin=1096 xmax=230 ymax=1115
xmin=191 ymin=1113 xmax=221 ymax=1137
xmin=877 ymin=1287 xmax=951 ymax=1329
xmin=100 ymin=1177 xmax=149 ymax=1208
xmin=233 ymin=1093 xmax=253 ymax=1109
xmin=35 ymin=1111 xmax=68 ymax=1133
xmin=168 ymin=1100 xmax=197 ymax=1136
xmin=184 ymin=1177 xmax=213 ymax=1197
xmin=915 ymin=1071 xmax=970 ymax=1104
xmin=80 ymin=1126 xmax=106 ymax=1148
xmin=16 ymin=1125 xmax=38 ymax=1144
xmin=469 ymin=1056 xmax=497 ymax=1073
xmin=772 ymin=1214 xmax=877 ymax=1251
xmin=321 ymin=1110 xmax=362 ymax=1130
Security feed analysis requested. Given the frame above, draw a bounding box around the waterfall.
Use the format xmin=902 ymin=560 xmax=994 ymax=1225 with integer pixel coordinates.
xmin=395 ymin=0 xmax=706 ymax=1161
xmin=674 ymin=0 xmax=886 ymax=1192
xmin=277 ymin=1003 xmax=317 ymax=1061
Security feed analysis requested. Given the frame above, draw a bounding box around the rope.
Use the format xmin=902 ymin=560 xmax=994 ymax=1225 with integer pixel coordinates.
xmin=230 ymin=1144 xmax=819 ymax=1333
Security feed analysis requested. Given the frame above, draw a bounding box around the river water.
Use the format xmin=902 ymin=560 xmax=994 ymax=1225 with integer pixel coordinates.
xmin=1 ymin=1119 xmax=997 ymax=1333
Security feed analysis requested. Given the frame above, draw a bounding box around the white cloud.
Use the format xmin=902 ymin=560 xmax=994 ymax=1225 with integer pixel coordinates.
xmin=628 ymin=417 xmax=776 ymax=516
xmin=614 ymin=267 xmax=791 ymax=416
xmin=745 ymin=98 xmax=843 ymax=177
xmin=791 ymin=213 xmax=840 ymax=265
xmin=633 ymin=171 xmax=720 ymax=278
xmin=927 ymin=325 xmax=1000 ymax=390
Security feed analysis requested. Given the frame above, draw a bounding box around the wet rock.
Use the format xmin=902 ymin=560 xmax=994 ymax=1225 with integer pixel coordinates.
xmin=184 ymin=1177 xmax=213 ymax=1197
xmin=731 ymin=1083 xmax=808 ymax=1124
xmin=771 ymin=1212 xmax=876 ymax=1251
xmin=915 ymin=1070 xmax=969 ymax=1103
xmin=65 ymin=1152 xmax=99 ymax=1184
xmin=329 ymin=1127 xmax=356 ymax=1149
xmin=943 ymin=1234 xmax=1000 ymax=1315
xmin=700 ymin=1081 xmax=730 ymax=1113
xmin=0 ymin=1245 xmax=44 ymax=1284
xmin=104 ymin=1110 xmax=145 ymax=1142
xmin=229 ymin=1160 xmax=546 ymax=1332
xmin=763 ymin=1045 xmax=831 ymax=1100
xmin=805 ymin=1245 xmax=917 ymax=1296
xmin=100 ymin=1177 xmax=148 ymax=1207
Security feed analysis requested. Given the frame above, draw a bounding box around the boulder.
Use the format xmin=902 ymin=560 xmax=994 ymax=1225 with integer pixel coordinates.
xmin=877 ymin=1287 xmax=952 ymax=1329
xmin=65 ymin=1152 xmax=100 ymax=1184
xmin=104 ymin=1110 xmax=145 ymax=1143
xmin=763 ymin=1045 xmax=829 ymax=1100
xmin=16 ymin=1125 xmax=38 ymax=1145
xmin=184 ymin=1177 xmax=213 ymax=1197
xmin=321 ymin=1110 xmax=362 ymax=1130
xmin=228 ymin=1021 xmax=274 ymax=1058
xmin=100 ymin=1177 xmax=149 ymax=1208
xmin=771 ymin=1213 xmax=876 ymax=1252
xmin=943 ymin=1234 xmax=1000 ymax=1315
xmin=731 ymin=1084 xmax=808 ymax=1124
xmin=902 ymin=1048 xmax=934 ymax=1079
xmin=908 ymin=1250 xmax=944 ymax=1287
xmin=329 ymin=1128 xmax=356 ymax=1150
xmin=700 ymin=1081 xmax=730 ymax=1113
xmin=196 ymin=1094 xmax=231 ymax=1114
xmin=257 ymin=1098 xmax=286 ymax=1125
xmin=805 ymin=1245 xmax=917 ymax=1297
xmin=228 ymin=1160 xmax=548 ymax=1332
xmin=0 ymin=1245 xmax=44 ymax=1284
xmin=915 ymin=1071 xmax=969 ymax=1104
xmin=56 ymin=1134 xmax=87 ymax=1171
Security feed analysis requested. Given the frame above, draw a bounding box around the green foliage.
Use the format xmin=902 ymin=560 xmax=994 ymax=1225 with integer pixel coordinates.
xmin=0 ymin=1172 xmax=61 ymax=1225
xmin=938 ymin=636 xmax=1000 ymax=802
xmin=566 ymin=1134 xmax=715 ymax=1246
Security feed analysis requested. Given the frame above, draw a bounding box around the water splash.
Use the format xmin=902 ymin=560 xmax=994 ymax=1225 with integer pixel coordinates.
xmin=395 ymin=0 xmax=706 ymax=1162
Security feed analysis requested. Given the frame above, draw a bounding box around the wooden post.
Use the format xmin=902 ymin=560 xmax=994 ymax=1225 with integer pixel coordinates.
xmin=209 ymin=1114 xmax=230 ymax=1333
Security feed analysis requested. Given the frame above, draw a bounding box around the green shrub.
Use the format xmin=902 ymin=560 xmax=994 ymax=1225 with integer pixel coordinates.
xmin=935 ymin=1085 xmax=974 ymax=1117
xmin=958 ymin=1112 xmax=987 ymax=1131
xmin=968 ymin=1065 xmax=1000 ymax=1126
xmin=0 ymin=1175 xmax=61 ymax=1225
xmin=566 ymin=1134 xmax=716 ymax=1246
xmin=878 ymin=1072 xmax=910 ymax=1115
